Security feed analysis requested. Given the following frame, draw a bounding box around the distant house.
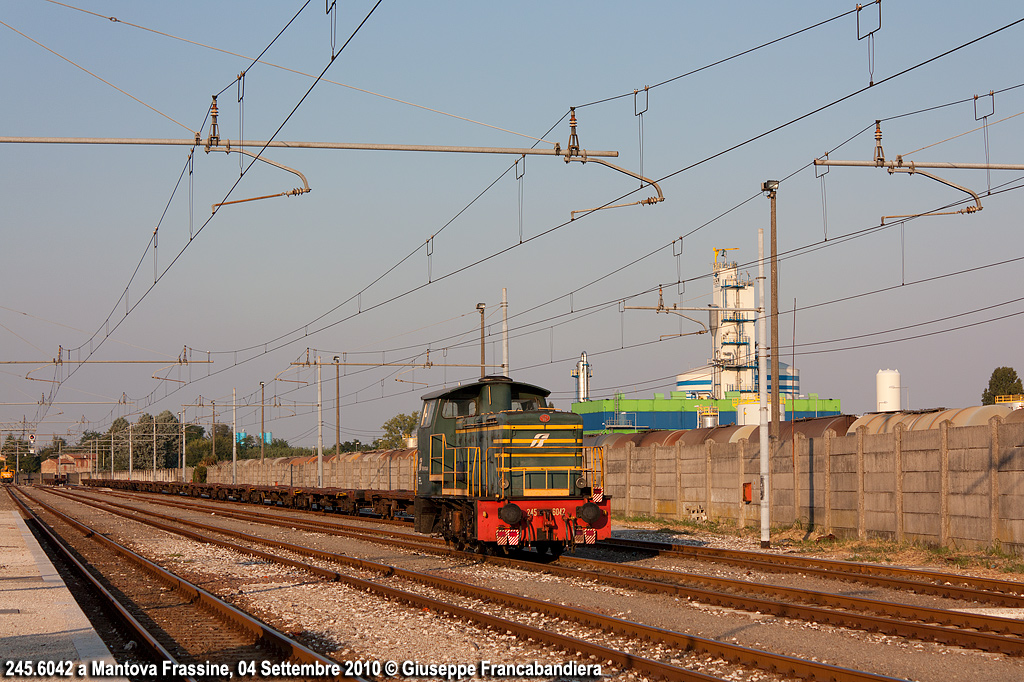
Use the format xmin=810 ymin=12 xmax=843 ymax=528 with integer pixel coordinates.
xmin=41 ymin=453 xmax=94 ymax=476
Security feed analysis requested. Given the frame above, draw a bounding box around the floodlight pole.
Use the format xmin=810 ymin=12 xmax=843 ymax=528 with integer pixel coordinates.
xmin=763 ymin=181 xmax=780 ymax=442
xmin=477 ymin=303 xmax=486 ymax=379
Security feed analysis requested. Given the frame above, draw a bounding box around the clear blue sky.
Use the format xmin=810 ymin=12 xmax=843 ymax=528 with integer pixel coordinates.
xmin=3 ymin=1 xmax=1023 ymax=447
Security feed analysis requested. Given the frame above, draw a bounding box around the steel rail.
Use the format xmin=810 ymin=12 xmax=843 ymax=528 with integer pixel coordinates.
xmin=15 ymin=487 xmax=364 ymax=680
xmin=39 ymin=487 xmax=905 ymax=682
xmin=25 ymin=491 xmax=732 ymax=682
xmin=4 ymin=487 xmax=197 ymax=682
xmin=85 ymin=480 xmax=1024 ymax=605
xmin=600 ymin=537 xmax=1024 ymax=603
xmin=81 ymin=489 xmax=1024 ymax=654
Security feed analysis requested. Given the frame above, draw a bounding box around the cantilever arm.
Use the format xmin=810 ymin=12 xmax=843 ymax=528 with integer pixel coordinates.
xmin=882 ymin=166 xmax=982 ymax=224
xmin=209 ymin=146 xmax=311 ymax=213
xmin=566 ymin=156 xmax=665 ymax=220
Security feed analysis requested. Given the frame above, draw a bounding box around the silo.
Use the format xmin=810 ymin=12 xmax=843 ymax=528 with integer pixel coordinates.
xmin=876 ymin=369 xmax=901 ymax=412
xmin=571 ymin=352 xmax=592 ymax=402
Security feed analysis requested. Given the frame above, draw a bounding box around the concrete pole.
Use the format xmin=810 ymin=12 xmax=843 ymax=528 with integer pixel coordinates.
xmin=152 ymin=417 xmax=157 ymax=473
xmin=501 ymin=289 xmax=509 ymax=376
xmin=758 ymin=228 xmax=771 ymax=549
xmin=317 ymin=356 xmax=324 ymax=488
xmin=232 ymin=387 xmax=237 ymax=485
xmin=128 ymin=423 xmax=133 ymax=481
xmin=211 ymin=401 xmax=216 ymax=463
xmin=180 ymin=410 xmax=186 ymax=482
xmin=260 ymin=382 xmax=265 ymax=463
xmin=335 ymin=356 xmax=340 ymax=456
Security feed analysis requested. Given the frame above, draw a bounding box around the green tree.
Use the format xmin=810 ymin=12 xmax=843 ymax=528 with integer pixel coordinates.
xmin=329 ymin=439 xmax=371 ymax=453
xmin=375 ymin=412 xmax=419 ymax=449
xmin=982 ymin=366 xmax=1023 ymax=405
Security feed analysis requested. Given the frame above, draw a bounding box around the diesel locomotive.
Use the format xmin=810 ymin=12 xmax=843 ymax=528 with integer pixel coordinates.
xmin=413 ymin=375 xmax=609 ymax=554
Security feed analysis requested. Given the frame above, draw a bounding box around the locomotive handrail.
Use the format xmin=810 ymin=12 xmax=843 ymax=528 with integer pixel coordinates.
xmin=500 ymin=466 xmax=576 ymax=496
xmin=583 ymin=446 xmax=606 ymax=491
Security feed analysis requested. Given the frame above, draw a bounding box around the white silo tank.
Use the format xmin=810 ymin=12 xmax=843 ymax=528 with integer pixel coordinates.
xmin=876 ymin=369 xmax=901 ymax=412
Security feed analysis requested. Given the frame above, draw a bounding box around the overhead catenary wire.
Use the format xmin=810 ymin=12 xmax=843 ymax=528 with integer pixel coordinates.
xmin=575 ymin=2 xmax=874 ymax=109
xmin=0 ymin=19 xmax=196 ymax=134
xmin=66 ymin=107 xmax=1024 ymax=436
xmin=25 ymin=96 xmax=1024 ymax=436
xmin=19 ymin=13 xmax=1024 ymax=438
xmin=41 ymin=0 xmax=556 ymax=147
xmin=198 ymin=20 xmax=1024 ymax=370
xmin=31 ymin=0 xmax=386 ymax=428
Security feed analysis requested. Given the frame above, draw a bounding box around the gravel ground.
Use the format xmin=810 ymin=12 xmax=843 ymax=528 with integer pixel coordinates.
xmin=37 ymin=488 xmax=1024 ymax=682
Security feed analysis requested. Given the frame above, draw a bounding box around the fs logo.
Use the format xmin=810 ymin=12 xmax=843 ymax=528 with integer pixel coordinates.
xmin=529 ymin=433 xmax=550 ymax=448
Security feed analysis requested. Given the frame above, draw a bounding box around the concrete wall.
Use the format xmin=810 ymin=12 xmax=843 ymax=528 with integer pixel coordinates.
xmin=604 ymin=417 xmax=1024 ymax=555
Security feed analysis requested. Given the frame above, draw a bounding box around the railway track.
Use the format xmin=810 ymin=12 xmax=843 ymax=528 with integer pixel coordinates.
xmin=6 ymin=486 xmax=366 ymax=681
xmin=82 ymin=479 xmax=1024 ymax=604
xmin=63 ymin=486 xmax=1024 ymax=655
xmin=599 ymin=536 xmax=1024 ymax=603
xmin=27 ymin=484 xmax=919 ymax=682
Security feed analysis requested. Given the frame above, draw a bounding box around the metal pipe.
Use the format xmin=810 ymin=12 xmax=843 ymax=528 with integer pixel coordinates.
xmin=0 ymin=136 xmax=618 ymax=157
xmin=881 ymin=167 xmax=983 ymax=223
xmin=566 ymin=157 xmax=665 ymax=220
xmin=815 ymin=158 xmax=1024 ymax=171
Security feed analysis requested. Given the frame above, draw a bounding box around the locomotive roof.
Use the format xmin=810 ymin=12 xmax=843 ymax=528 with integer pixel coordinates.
xmin=419 ymin=375 xmax=551 ymax=401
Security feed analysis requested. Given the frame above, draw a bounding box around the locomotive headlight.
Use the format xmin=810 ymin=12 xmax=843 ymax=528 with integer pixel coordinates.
xmin=498 ymin=502 xmax=524 ymax=526
xmin=575 ymin=501 xmax=604 ymax=526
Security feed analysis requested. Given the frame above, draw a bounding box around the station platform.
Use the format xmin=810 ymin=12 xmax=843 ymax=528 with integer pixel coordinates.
xmin=0 ymin=490 xmax=118 ymax=674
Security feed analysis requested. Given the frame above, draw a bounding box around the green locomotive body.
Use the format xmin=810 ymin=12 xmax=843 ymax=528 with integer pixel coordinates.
xmin=413 ymin=376 xmax=609 ymax=553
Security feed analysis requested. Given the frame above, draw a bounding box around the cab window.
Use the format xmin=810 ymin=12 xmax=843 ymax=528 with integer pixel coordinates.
xmin=441 ymin=399 xmax=477 ymax=418
xmin=511 ymin=392 xmax=547 ymax=411
xmin=420 ymin=400 xmax=438 ymax=427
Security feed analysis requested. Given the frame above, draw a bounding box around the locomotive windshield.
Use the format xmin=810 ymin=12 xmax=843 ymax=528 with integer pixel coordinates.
xmin=510 ymin=390 xmax=547 ymax=411
xmin=441 ymin=398 xmax=477 ymax=418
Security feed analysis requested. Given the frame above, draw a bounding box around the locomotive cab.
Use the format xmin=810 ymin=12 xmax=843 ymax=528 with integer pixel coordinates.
xmin=414 ymin=376 xmax=609 ymax=553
